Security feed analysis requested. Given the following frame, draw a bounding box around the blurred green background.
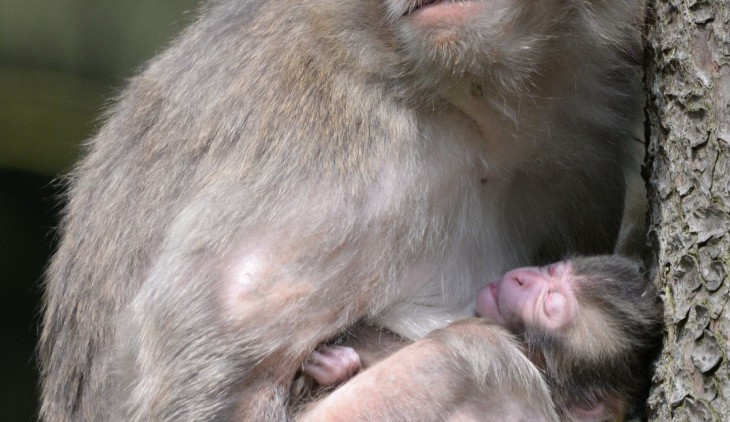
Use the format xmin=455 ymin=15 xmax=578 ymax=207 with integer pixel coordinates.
xmin=0 ymin=1 xmax=199 ymax=419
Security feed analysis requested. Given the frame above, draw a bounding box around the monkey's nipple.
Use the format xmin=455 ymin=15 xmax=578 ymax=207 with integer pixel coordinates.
xmin=476 ymin=282 xmax=501 ymax=321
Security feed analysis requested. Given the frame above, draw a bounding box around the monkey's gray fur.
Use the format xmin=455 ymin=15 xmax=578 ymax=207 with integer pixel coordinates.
xmin=39 ymin=1 xmax=647 ymax=420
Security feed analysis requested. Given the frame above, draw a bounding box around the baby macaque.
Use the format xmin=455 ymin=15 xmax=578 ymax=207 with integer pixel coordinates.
xmin=301 ymin=256 xmax=664 ymax=421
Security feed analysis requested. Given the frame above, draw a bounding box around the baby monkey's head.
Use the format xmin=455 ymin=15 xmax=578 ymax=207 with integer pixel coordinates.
xmin=477 ymin=255 xmax=664 ymax=421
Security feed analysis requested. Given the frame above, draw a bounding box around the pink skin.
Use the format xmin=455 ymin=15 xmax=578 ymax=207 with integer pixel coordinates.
xmin=476 ymin=261 xmax=579 ymax=334
xmin=407 ymin=0 xmax=486 ymax=27
xmin=303 ymin=345 xmax=362 ymax=387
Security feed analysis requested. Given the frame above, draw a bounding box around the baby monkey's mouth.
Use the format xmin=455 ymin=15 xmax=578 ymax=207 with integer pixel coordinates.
xmin=405 ymin=0 xmax=468 ymax=15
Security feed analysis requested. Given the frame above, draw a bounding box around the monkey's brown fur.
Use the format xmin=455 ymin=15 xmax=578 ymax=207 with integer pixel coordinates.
xmin=40 ymin=1 xmax=647 ymax=420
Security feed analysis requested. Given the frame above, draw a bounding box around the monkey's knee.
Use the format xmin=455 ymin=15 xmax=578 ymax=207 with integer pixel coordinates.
xmin=216 ymin=250 xmax=359 ymax=354
xmin=221 ymin=253 xmax=289 ymax=314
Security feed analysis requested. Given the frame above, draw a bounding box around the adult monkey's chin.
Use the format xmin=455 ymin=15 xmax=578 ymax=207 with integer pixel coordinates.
xmin=405 ymin=0 xmax=485 ymax=26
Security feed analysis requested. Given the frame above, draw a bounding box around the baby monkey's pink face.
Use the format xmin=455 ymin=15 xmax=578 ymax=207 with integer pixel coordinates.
xmin=476 ymin=261 xmax=579 ymax=334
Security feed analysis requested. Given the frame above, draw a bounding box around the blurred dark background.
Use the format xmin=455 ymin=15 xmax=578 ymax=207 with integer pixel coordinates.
xmin=0 ymin=1 xmax=199 ymax=419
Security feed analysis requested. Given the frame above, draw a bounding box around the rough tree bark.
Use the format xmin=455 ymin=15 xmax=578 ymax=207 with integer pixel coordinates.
xmin=644 ymin=0 xmax=730 ymax=420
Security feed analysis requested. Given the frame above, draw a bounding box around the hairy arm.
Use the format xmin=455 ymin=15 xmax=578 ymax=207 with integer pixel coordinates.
xmin=299 ymin=319 xmax=558 ymax=422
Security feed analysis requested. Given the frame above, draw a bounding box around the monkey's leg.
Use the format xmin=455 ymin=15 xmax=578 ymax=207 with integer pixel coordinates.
xmin=116 ymin=240 xmax=377 ymax=421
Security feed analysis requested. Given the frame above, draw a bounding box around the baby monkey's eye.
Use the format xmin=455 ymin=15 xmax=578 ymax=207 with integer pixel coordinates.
xmin=546 ymin=261 xmax=567 ymax=277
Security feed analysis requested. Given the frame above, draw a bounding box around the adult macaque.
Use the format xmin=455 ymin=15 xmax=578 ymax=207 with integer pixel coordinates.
xmin=39 ymin=1 xmax=647 ymax=421
xmin=301 ymin=256 xmax=663 ymax=421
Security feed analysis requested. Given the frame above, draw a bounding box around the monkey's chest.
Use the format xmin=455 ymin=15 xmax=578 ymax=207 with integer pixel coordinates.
xmin=361 ymin=162 xmax=531 ymax=339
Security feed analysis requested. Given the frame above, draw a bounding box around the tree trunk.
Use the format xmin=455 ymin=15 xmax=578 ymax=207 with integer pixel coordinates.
xmin=645 ymin=0 xmax=730 ymax=420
